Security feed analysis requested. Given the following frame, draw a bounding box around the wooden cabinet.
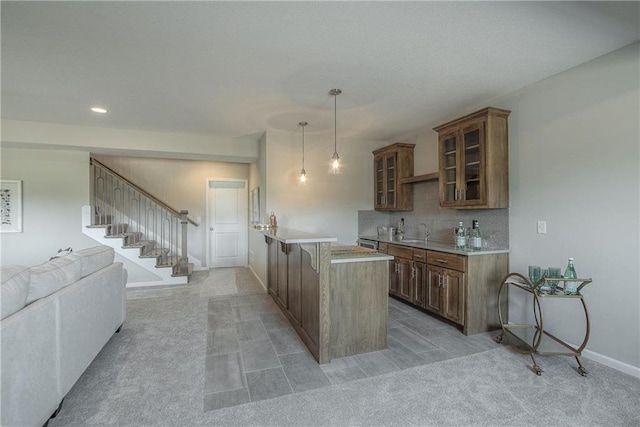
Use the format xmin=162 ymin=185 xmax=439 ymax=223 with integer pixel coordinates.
xmin=413 ymin=261 xmax=427 ymax=307
xmin=434 ymin=107 xmax=510 ymax=209
xmin=372 ymin=143 xmax=415 ymax=211
xmin=287 ymin=243 xmax=302 ymax=324
xmin=266 ymin=237 xmax=278 ymax=297
xmin=426 ymin=264 xmax=465 ymax=326
xmin=388 ymin=244 xmax=413 ymax=302
xmin=387 ymin=242 xmax=508 ymax=335
xmin=277 ymin=242 xmax=289 ymax=308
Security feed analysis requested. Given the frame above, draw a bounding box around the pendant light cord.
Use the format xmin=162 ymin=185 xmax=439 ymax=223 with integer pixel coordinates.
xmin=334 ymin=93 xmax=337 ymax=154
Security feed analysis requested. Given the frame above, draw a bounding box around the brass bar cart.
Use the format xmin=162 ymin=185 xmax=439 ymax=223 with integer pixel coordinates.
xmin=495 ymin=272 xmax=593 ymax=376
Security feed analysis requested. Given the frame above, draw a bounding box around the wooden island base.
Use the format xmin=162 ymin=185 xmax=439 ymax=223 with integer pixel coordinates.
xmin=262 ymin=228 xmax=392 ymax=364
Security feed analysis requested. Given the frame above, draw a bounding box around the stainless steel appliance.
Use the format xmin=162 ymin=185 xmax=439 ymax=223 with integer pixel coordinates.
xmin=357 ymin=238 xmax=378 ymax=250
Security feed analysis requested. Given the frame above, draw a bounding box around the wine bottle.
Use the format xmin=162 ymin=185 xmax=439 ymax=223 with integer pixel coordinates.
xmin=563 ymin=258 xmax=578 ymax=295
xmin=471 ymin=220 xmax=482 ymax=251
xmin=455 ymin=222 xmax=466 ymax=250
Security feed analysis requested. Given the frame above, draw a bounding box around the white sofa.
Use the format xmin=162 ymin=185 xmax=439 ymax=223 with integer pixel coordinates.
xmin=1 ymin=246 xmax=127 ymax=427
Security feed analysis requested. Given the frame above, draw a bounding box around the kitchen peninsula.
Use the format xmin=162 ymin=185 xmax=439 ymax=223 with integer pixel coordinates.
xmin=261 ymin=227 xmax=392 ymax=364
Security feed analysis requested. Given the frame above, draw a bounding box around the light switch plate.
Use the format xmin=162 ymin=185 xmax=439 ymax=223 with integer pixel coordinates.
xmin=537 ymin=221 xmax=547 ymax=234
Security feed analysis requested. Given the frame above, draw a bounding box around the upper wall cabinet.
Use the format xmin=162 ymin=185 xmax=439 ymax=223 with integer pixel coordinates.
xmin=372 ymin=143 xmax=415 ymax=211
xmin=434 ymin=107 xmax=510 ymax=209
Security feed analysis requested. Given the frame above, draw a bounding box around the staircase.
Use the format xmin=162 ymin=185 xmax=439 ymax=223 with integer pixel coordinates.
xmin=83 ymin=158 xmax=197 ymax=287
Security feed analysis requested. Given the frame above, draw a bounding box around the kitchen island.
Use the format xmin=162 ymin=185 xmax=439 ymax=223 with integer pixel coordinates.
xmin=261 ymin=228 xmax=392 ymax=363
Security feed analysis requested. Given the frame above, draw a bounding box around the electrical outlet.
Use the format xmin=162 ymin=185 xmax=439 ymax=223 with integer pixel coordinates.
xmin=537 ymin=221 xmax=547 ymax=234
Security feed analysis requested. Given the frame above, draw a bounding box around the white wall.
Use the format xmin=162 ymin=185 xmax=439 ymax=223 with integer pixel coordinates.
xmin=411 ymin=43 xmax=639 ymax=371
xmin=0 ymin=148 xmax=96 ymax=264
xmin=499 ymin=43 xmax=639 ymax=371
xmin=248 ymin=136 xmax=267 ymax=287
xmin=0 ymin=147 xmax=160 ymax=282
xmin=263 ymin=129 xmax=384 ymax=245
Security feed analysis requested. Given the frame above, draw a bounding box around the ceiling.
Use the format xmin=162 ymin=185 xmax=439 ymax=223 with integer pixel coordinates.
xmin=2 ymin=1 xmax=639 ymax=143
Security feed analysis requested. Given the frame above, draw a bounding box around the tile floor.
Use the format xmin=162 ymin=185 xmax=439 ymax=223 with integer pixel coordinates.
xmin=199 ymin=268 xmax=499 ymax=412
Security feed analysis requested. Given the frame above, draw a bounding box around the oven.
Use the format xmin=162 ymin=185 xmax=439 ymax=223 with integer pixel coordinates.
xmin=357 ymin=238 xmax=379 ymax=250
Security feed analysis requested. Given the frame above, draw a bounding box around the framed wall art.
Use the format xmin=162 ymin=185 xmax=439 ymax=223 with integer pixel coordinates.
xmin=250 ymin=187 xmax=260 ymax=225
xmin=1 ymin=180 xmax=23 ymax=233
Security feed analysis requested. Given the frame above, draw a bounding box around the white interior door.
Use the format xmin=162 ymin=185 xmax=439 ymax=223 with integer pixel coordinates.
xmin=207 ymin=179 xmax=248 ymax=268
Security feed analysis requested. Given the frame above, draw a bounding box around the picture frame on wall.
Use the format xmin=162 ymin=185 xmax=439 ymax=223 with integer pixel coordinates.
xmin=0 ymin=180 xmax=23 ymax=233
xmin=250 ymin=187 xmax=260 ymax=225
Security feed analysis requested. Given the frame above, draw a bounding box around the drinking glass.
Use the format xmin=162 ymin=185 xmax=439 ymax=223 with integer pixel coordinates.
xmin=528 ymin=265 xmax=541 ymax=286
xmin=547 ymin=267 xmax=562 ymax=295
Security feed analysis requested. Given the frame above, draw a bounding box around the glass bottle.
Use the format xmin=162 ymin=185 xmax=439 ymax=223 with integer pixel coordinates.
xmin=471 ymin=220 xmax=482 ymax=251
xmin=455 ymin=221 xmax=466 ymax=250
xmin=269 ymin=212 xmax=277 ymax=228
xmin=398 ymin=218 xmax=405 ymax=238
xmin=563 ymin=257 xmax=578 ymax=295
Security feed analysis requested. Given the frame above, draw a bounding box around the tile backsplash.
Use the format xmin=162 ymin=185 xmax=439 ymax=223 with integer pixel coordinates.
xmin=358 ymin=181 xmax=509 ymax=248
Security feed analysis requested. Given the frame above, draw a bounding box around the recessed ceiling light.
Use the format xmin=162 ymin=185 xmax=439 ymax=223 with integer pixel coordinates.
xmin=91 ymin=107 xmax=107 ymax=113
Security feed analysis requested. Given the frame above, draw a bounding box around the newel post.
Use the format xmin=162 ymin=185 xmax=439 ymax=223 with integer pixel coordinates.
xmin=179 ymin=210 xmax=189 ymax=274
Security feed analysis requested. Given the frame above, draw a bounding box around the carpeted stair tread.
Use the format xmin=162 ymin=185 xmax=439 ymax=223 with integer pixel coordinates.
xmin=155 ymin=255 xmax=181 ymax=268
xmin=140 ymin=248 xmax=170 ymax=258
xmin=122 ymin=240 xmax=154 ymax=249
xmin=172 ymin=263 xmax=194 ymax=277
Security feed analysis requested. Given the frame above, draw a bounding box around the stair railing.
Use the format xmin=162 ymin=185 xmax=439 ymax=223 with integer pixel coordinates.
xmin=90 ymin=157 xmax=197 ymax=275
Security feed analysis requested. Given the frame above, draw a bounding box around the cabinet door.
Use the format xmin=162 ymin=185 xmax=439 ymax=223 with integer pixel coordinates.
xmin=439 ymin=131 xmax=459 ymax=207
xmin=413 ymin=262 xmax=427 ymax=308
xmin=442 ymin=269 xmax=465 ymax=325
xmin=426 ymin=266 xmax=443 ymax=314
xmin=460 ymin=122 xmax=485 ymax=206
xmin=384 ymin=152 xmax=397 ymax=208
xmin=397 ymin=258 xmax=413 ymax=302
xmin=287 ymin=244 xmax=302 ymax=324
xmin=389 ymin=259 xmax=399 ymax=296
xmin=267 ymin=238 xmax=278 ymax=297
xmin=374 ymin=154 xmax=386 ymax=209
xmin=277 ymin=242 xmax=289 ymax=309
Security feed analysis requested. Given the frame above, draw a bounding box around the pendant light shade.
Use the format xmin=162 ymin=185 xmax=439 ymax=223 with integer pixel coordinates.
xmin=298 ymin=121 xmax=308 ymax=183
xmin=329 ymin=88 xmax=342 ymax=174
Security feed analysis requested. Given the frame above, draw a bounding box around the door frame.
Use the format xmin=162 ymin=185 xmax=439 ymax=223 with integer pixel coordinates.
xmin=205 ymin=177 xmax=249 ymax=269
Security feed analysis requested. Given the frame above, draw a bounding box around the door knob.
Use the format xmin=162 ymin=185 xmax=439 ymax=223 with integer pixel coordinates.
xmin=210 ymin=227 xmax=214 ymax=231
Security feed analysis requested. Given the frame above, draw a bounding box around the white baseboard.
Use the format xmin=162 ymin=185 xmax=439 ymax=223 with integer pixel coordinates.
xmin=248 ymin=265 xmax=267 ymax=292
xmin=581 ymin=348 xmax=640 ymax=378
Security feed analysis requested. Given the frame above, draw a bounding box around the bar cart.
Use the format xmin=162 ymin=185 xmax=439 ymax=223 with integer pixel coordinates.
xmin=495 ymin=273 xmax=593 ymax=376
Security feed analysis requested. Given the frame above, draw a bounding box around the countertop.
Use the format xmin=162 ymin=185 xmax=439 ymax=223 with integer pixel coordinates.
xmin=258 ymin=226 xmax=337 ymax=244
xmin=330 ymin=245 xmax=394 ymax=264
xmin=359 ymin=235 xmax=510 ymax=256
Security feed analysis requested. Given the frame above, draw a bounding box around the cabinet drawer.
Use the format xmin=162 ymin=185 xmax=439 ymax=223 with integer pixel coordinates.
xmin=388 ymin=244 xmax=413 ymax=259
xmin=412 ymin=249 xmax=427 ymax=262
xmin=427 ymin=251 xmax=466 ymax=272
xmin=378 ymin=242 xmax=388 ymax=254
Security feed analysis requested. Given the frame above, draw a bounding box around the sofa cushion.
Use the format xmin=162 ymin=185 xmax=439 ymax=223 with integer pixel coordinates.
xmin=1 ymin=266 xmax=30 ymax=320
xmin=26 ymin=255 xmax=82 ymax=304
xmin=75 ymin=246 xmax=115 ymax=278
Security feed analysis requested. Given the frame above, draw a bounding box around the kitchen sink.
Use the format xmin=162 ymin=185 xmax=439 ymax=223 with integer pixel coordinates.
xmin=398 ymin=239 xmax=426 ymax=244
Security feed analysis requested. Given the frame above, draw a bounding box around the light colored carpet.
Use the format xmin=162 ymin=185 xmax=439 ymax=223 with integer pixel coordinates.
xmin=49 ymin=269 xmax=640 ymax=426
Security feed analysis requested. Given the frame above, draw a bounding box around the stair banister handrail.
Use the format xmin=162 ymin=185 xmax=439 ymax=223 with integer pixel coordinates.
xmin=90 ymin=157 xmax=199 ymax=227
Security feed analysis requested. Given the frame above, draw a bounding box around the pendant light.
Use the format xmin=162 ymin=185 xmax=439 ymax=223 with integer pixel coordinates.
xmin=298 ymin=121 xmax=308 ymax=183
xmin=329 ymin=88 xmax=342 ymax=174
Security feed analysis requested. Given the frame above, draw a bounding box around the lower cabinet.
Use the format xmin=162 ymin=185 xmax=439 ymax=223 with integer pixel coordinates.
xmin=426 ymin=265 xmax=465 ymax=325
xmin=387 ymin=243 xmax=508 ymax=335
xmin=265 ymin=238 xmax=321 ymax=359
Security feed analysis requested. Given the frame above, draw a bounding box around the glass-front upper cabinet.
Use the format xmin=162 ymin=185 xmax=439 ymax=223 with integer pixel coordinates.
xmin=372 ymin=143 xmax=415 ymax=211
xmin=434 ymin=108 xmax=510 ymax=209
